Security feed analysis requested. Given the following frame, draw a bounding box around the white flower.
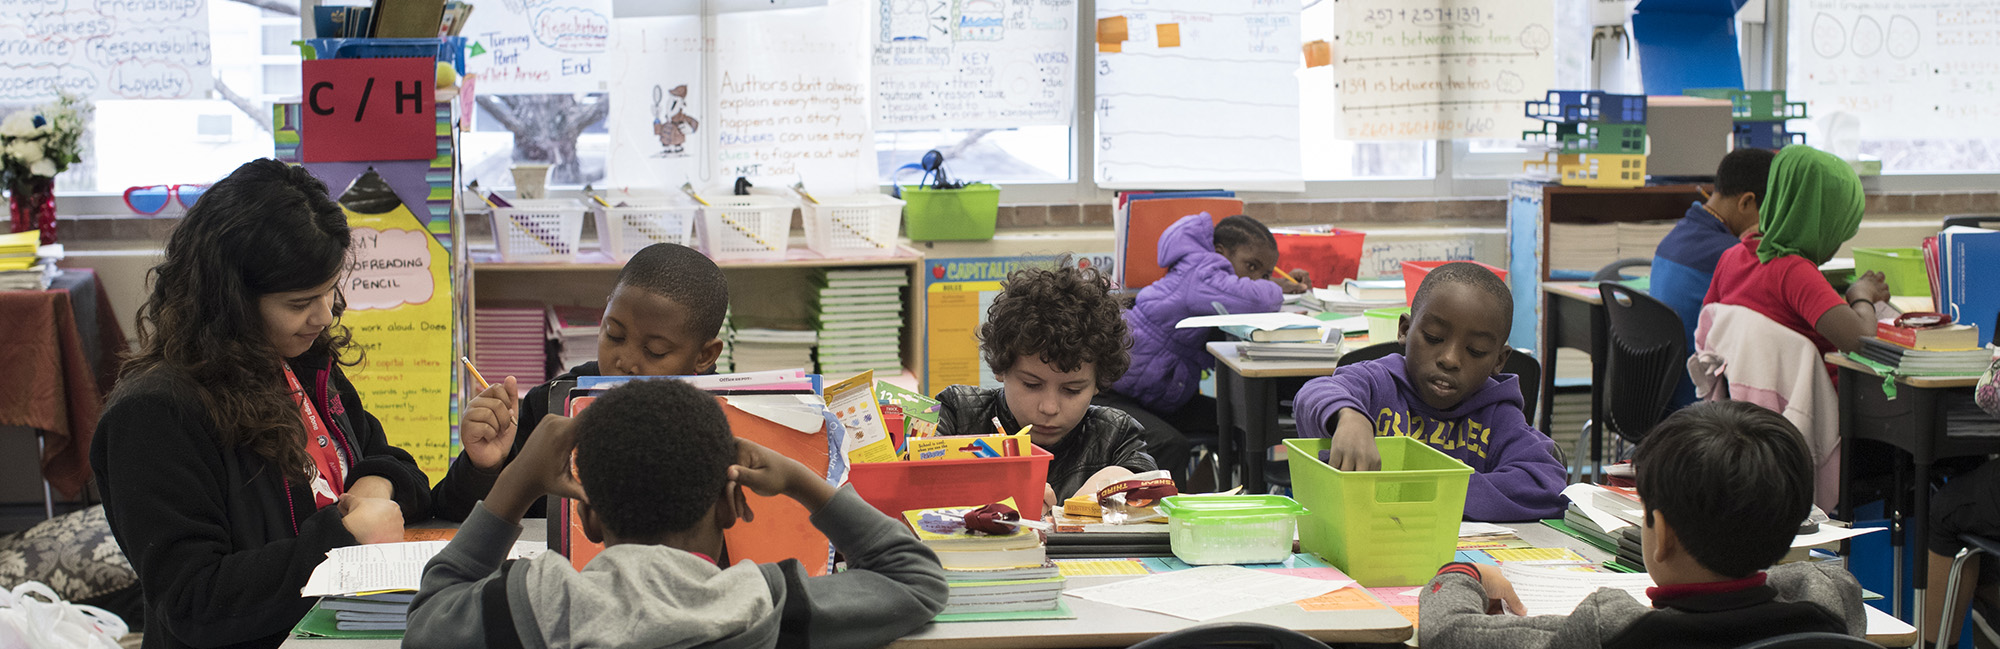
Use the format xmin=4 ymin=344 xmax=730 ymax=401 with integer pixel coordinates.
xmin=29 ymin=158 xmax=56 ymax=177
xmin=0 ymin=110 xmax=32 ymax=137
xmin=5 ymin=140 xmax=44 ymax=165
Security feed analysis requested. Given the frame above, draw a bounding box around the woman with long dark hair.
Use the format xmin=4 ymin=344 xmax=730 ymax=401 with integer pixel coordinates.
xmin=91 ymin=159 xmax=514 ymax=648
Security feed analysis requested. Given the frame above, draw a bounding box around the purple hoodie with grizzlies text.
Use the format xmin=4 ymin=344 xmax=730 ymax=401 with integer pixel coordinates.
xmin=1294 ymin=354 xmax=1568 ymax=522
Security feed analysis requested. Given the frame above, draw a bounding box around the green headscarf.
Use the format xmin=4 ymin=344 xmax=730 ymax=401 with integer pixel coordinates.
xmin=1756 ymin=145 xmax=1865 ymax=264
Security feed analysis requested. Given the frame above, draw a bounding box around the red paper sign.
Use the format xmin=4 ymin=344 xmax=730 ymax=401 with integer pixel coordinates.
xmin=300 ymin=57 xmax=437 ymax=163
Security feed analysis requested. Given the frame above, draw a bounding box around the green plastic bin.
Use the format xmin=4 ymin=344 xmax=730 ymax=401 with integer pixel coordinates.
xmin=1286 ymin=436 xmax=1472 ymax=587
xmin=902 ymin=183 xmax=1000 ymax=241
xmin=1156 ymin=495 xmax=1308 ymax=565
xmin=1854 ymin=247 xmax=1931 ymax=297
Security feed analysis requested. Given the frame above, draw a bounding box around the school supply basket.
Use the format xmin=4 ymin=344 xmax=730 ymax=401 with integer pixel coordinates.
xmin=1526 ymin=90 xmax=1646 ymax=124
xmin=700 ymin=194 xmax=796 ymax=262
xmin=1286 ymin=437 xmax=1472 ymax=587
xmin=591 ymin=197 xmax=701 ymax=260
xmin=1272 ymin=228 xmax=1367 ymax=287
xmin=902 ymin=183 xmax=1000 ymax=241
xmin=489 ymin=199 xmax=586 ymax=263
xmin=1364 ymin=307 xmax=1409 ymax=343
xmin=847 ymin=445 xmax=1055 ymax=521
xmin=803 ymin=193 xmax=904 ymax=258
xmin=1401 ymin=261 xmax=1508 ymax=306
xmin=1855 ymin=247 xmax=1931 ymax=297
xmin=1733 ymin=121 xmax=1806 ymax=151
xmin=1156 ymin=495 xmax=1308 ymax=565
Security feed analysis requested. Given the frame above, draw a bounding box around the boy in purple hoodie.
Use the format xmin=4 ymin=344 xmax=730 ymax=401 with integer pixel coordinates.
xmin=1295 ymin=262 xmax=1566 ymax=521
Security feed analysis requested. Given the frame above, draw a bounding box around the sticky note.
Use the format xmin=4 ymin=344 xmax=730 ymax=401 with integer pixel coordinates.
xmin=1099 ymin=42 xmax=1122 ymax=53
xmin=1056 ymin=559 xmax=1151 ymax=577
xmin=1304 ymin=40 xmax=1332 ymax=68
xmin=1295 ymin=587 xmax=1381 ymax=612
xmin=1156 ymin=23 xmax=1181 ymax=48
xmin=1096 ymin=16 xmax=1128 ymax=45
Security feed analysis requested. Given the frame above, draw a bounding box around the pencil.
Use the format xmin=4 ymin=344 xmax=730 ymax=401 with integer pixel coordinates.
xmin=461 ymin=356 xmax=491 ymax=391
xmin=992 ymin=417 xmax=1007 ymax=436
xmin=1272 ymin=268 xmax=1295 ymax=283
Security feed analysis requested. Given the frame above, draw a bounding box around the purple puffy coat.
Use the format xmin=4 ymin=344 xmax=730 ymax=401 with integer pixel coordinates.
xmin=1112 ymin=213 xmax=1283 ymax=413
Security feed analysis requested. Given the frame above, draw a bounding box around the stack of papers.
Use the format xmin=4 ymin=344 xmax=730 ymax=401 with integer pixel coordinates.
xmin=1237 ymin=340 xmax=1344 ymax=362
xmin=732 ymin=328 xmax=817 ymax=373
xmin=303 ymin=540 xmax=548 ymax=597
xmin=813 ymin=268 xmax=906 ymax=376
xmin=1311 ymin=286 xmax=1402 ymax=316
xmin=1178 ymin=312 xmax=1329 ymax=343
xmin=474 ymin=301 xmax=549 ymax=390
xmin=0 ymin=232 xmax=61 ymax=291
xmin=716 ymin=306 xmax=734 ymax=373
xmin=1549 ymin=223 xmax=1621 ymax=277
xmin=1613 ymin=221 xmax=1676 ymax=268
xmin=1065 ymin=565 xmax=1351 ymax=621
xmin=547 ymin=305 xmax=602 ymax=369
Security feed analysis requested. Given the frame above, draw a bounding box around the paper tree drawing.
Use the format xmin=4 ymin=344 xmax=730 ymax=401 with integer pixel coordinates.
xmin=653 ymin=84 xmax=699 ymax=157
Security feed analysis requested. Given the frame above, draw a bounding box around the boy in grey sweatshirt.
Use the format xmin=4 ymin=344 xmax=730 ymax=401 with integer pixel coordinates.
xmin=405 ymin=379 xmax=948 ymax=649
xmin=1419 ymin=401 xmax=1866 ymax=649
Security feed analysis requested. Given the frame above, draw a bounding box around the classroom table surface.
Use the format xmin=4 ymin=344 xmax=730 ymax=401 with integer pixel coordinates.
xmin=1824 ymin=352 xmax=1983 ymax=388
xmin=1542 ymin=281 xmax=1606 ymax=305
xmin=1205 ymin=341 xmax=1344 ymax=378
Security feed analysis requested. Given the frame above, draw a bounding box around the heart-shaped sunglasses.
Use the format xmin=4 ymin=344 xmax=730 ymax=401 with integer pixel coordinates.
xmin=123 ymin=184 xmax=209 ymax=215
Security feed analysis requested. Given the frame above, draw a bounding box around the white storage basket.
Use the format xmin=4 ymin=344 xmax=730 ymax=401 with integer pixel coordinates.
xmin=490 ymin=199 xmax=586 ymax=263
xmin=802 ymin=194 xmax=904 ymax=258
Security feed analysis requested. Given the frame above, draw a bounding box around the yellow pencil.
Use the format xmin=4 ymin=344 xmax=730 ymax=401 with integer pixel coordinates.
xmin=461 ymin=356 xmax=491 ymax=391
xmin=1272 ymin=268 xmax=1296 ymax=283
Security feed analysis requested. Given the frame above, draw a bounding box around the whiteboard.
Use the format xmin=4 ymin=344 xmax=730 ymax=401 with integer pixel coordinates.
xmin=605 ymin=16 xmax=704 ymax=189
xmin=871 ymin=0 xmax=1078 ymax=131
xmin=1093 ymin=0 xmax=1303 ymax=191
xmin=1785 ymin=0 xmax=2000 ymax=139
xmin=710 ymin=0 xmax=876 ymax=195
xmin=463 ymin=0 xmax=614 ymax=94
xmin=0 ymin=0 xmax=212 ymax=102
xmin=1333 ymin=1 xmax=1557 ymax=140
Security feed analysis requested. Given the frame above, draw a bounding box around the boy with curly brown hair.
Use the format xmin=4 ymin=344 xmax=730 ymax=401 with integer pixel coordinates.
xmin=934 ymin=259 xmax=1158 ymax=509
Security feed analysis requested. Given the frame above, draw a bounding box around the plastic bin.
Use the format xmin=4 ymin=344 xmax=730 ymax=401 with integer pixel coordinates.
xmin=1526 ymin=90 xmax=1644 ymax=123
xmin=803 ymin=194 xmax=904 ymax=258
xmin=300 ymin=37 xmax=466 ymax=75
xmin=1364 ymin=307 xmax=1409 ymax=344
xmin=1156 ymin=495 xmax=1309 ymax=565
xmin=1728 ymin=90 xmax=1808 ymax=121
xmin=1272 ymin=228 xmax=1367 ymax=287
xmin=1401 ymin=261 xmax=1508 ymax=306
xmin=846 ymin=445 xmax=1055 ymax=521
xmin=490 ymin=199 xmax=586 ymax=263
xmin=700 ymin=195 xmax=796 ymax=262
xmin=591 ymin=197 xmax=701 ymax=260
xmin=903 ymin=183 xmax=1000 ymax=241
xmin=1286 ymin=437 xmax=1472 ymax=587
xmin=1855 ymin=247 xmax=1931 ymax=297
xmin=1733 ymin=122 xmax=1806 ymax=151
xmin=1558 ymin=153 xmax=1647 ymax=188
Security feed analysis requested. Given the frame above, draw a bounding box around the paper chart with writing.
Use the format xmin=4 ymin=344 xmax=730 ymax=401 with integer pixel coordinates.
xmin=463 ymin=0 xmax=613 ymax=94
xmin=872 ymin=0 xmax=1078 ymax=130
xmin=711 ymin=0 xmax=875 ymax=195
xmin=0 ymin=0 xmax=212 ymax=102
xmin=1785 ymin=0 xmax=2000 ymax=139
xmin=606 ymin=16 xmax=704 ymax=189
xmin=341 ymin=205 xmax=455 ymax=483
xmin=1093 ymin=0 xmax=1303 ymax=191
xmin=1332 ymin=0 xmax=1556 ymax=140
xmin=1065 ymin=565 xmax=1350 ymax=621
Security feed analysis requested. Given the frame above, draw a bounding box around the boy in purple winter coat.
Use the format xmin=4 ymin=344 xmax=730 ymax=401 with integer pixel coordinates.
xmin=1104 ymin=213 xmax=1304 ymax=488
xmin=1294 ymin=262 xmax=1566 ymax=522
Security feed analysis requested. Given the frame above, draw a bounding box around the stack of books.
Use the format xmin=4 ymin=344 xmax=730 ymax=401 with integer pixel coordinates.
xmin=814 ymin=268 xmax=906 ymax=377
xmin=1236 ymin=340 xmax=1343 ymax=362
xmin=716 ymin=307 xmax=734 ymax=374
xmin=1557 ymin=483 xmax=1644 ymax=567
xmin=1313 ymin=280 xmax=1403 ymax=316
xmin=473 ymin=301 xmax=549 ymax=391
xmin=903 ymin=503 xmax=1065 ymax=616
xmin=0 ymin=231 xmax=57 ymax=291
xmin=730 ymin=328 xmax=816 ymax=372
xmin=1855 ymin=321 xmax=1989 ymax=377
xmin=547 ymin=305 xmax=601 ymax=370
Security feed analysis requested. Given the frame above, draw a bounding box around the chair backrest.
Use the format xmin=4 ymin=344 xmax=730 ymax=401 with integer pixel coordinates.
xmin=1732 ymin=631 xmax=1882 ymax=649
xmin=1335 ymin=341 xmax=1401 ymax=367
xmin=1332 ymin=341 xmax=1544 ymax=427
xmin=1123 ymin=622 xmax=1332 ymax=649
xmin=1592 ymin=257 xmax=1654 ymax=282
xmin=1598 ymin=282 xmax=1687 ymax=445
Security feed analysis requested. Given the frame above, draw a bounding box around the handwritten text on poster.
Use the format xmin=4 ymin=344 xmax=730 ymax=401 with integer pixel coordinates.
xmin=1786 ymin=0 xmax=2000 ymax=139
xmin=1333 ymin=1 xmax=1556 ymax=140
xmin=872 ymin=0 xmax=1077 ymax=130
xmin=712 ymin=1 xmax=874 ymax=194
xmin=0 ymin=0 xmax=213 ymax=102
xmin=463 ymin=0 xmax=612 ymax=94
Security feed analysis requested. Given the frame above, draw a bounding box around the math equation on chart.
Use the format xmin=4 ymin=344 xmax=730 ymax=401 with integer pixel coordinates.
xmin=1332 ymin=0 xmax=1554 ymax=140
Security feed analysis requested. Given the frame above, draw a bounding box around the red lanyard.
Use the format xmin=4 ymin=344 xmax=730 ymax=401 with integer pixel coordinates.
xmin=283 ymin=364 xmax=345 ymax=509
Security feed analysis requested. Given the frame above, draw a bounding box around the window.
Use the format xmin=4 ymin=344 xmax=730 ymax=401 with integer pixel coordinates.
xmin=1297 ymin=0 xmax=1431 ymax=181
xmin=874 ymin=126 xmax=1073 ymax=185
xmin=463 ymin=94 xmax=611 ymax=191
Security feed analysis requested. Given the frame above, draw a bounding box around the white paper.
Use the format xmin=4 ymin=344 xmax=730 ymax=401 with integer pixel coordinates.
xmin=1459 ymin=522 xmax=1516 ymax=537
xmin=721 ymin=395 xmax=830 ymax=434
xmin=871 ymin=0 xmax=1077 ymax=130
xmin=1332 ymin=0 xmax=1556 ymax=140
xmin=0 ymin=1 xmax=212 ymax=102
xmin=711 ymin=0 xmax=876 ymax=195
xmin=1793 ymin=524 xmax=1882 ymax=548
xmin=606 ymin=16 xmax=705 ymax=189
xmin=1786 ymin=0 xmax=2000 ymax=140
xmin=1065 ymin=565 xmax=1350 ymax=621
xmin=1176 ymin=312 xmax=1325 ymax=331
xmin=1561 ymin=483 xmax=1641 ymax=532
xmin=462 ymin=0 xmax=615 ymax=94
xmin=303 ymin=541 xmax=547 ymax=597
xmin=1500 ymin=564 xmax=1655 ymax=617
xmin=1864 ymin=602 xmax=1914 ymax=636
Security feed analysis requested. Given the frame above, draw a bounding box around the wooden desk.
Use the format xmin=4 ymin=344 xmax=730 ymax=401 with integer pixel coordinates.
xmin=1827 ymin=353 xmax=1996 ymax=622
xmin=1206 ymin=342 xmax=1342 ymax=493
xmin=1538 ymin=282 xmax=1609 ymax=482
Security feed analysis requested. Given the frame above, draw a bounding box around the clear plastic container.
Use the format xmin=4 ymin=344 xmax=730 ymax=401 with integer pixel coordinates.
xmin=700 ymin=195 xmax=795 ymax=262
xmin=591 ymin=196 xmax=701 ymax=260
xmin=803 ymin=194 xmax=903 ymax=258
xmin=489 ymin=199 xmax=586 ymax=263
xmin=1156 ymin=495 xmax=1308 ymax=565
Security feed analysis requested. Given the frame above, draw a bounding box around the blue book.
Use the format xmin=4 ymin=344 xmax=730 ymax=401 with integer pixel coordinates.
xmin=1941 ymin=226 xmax=2000 ymax=346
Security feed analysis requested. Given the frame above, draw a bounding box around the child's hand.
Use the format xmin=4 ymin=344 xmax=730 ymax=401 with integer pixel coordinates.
xmin=1074 ymin=465 xmax=1137 ymax=499
xmin=730 ymin=439 xmax=835 ymax=513
xmin=1326 ymin=409 xmax=1381 ymax=471
xmin=462 ymin=377 xmax=519 ymax=472
xmin=486 ymin=414 xmax=586 ymax=523
xmin=1271 ymin=270 xmax=1310 ymax=294
xmin=1043 ymin=484 xmax=1058 ymax=519
xmin=1846 ymin=270 xmax=1890 ymax=305
xmin=337 ymin=494 xmax=405 ymax=545
xmin=1473 ymin=564 xmax=1527 ymax=616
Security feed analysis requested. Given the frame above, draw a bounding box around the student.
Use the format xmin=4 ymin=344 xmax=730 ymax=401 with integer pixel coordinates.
xmin=1295 ymin=262 xmax=1566 ymax=522
xmin=430 ymin=242 xmax=730 ymax=521
xmin=935 ymin=261 xmax=1159 ymax=505
xmin=1106 ymin=213 xmax=1302 ymax=487
xmin=90 ymin=159 xmax=515 ymax=649
xmin=1418 ymin=401 xmax=1866 ymax=648
xmin=1922 ymin=458 xmax=2000 ymax=645
xmin=405 ymin=379 xmax=948 ymax=648
xmin=1704 ymin=145 xmax=1889 ymax=358
xmin=1651 ymin=148 xmax=1775 ymax=410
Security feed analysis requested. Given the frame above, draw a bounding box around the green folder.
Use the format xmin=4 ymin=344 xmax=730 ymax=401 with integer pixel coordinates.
xmin=932 ymin=599 xmax=1076 ymax=623
xmin=290 ymin=600 xmax=405 ymax=639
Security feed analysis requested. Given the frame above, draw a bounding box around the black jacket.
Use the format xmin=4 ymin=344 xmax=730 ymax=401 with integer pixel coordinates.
xmin=934 ymin=385 xmax=1157 ymax=498
xmin=91 ymin=351 xmax=433 ymax=649
xmin=429 ymin=362 xmax=599 ymax=522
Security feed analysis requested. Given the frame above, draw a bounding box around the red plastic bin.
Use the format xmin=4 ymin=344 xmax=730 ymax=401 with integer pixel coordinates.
xmin=1273 ymin=229 xmax=1367 ymax=287
xmin=1400 ymin=261 xmax=1509 ymax=306
xmin=847 ymin=445 xmax=1055 ymax=521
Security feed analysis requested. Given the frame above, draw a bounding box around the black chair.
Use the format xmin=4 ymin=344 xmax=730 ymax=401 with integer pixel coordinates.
xmin=1942 ymin=214 xmax=2000 ymax=230
xmin=1733 ymin=632 xmax=1883 ymax=649
xmin=1123 ymin=622 xmax=1331 ymax=649
xmin=1935 ymin=534 xmax=2000 ymax=649
xmin=1591 ymin=258 xmax=1653 ymax=282
xmin=1592 ymin=283 xmax=1687 ymax=466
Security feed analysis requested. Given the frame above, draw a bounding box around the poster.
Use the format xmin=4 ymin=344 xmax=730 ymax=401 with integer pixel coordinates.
xmin=872 ymin=0 xmax=1078 ymax=130
xmin=1093 ymin=0 xmax=1302 ymax=191
xmin=463 ymin=0 xmax=614 ymax=94
xmin=922 ymin=254 xmax=1115 ymax=395
xmin=1785 ymin=0 xmax=2000 ymax=139
xmin=711 ymin=0 xmax=875 ymax=194
xmin=342 ymin=204 xmax=456 ymax=483
xmin=1332 ymin=0 xmax=1557 ymax=140
xmin=606 ymin=16 xmax=704 ymax=188
xmin=0 ymin=0 xmax=212 ymax=102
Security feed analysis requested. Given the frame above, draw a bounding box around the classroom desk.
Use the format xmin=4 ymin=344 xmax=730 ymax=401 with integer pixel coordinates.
xmin=1538 ymin=282 xmax=1609 ymax=482
xmin=1207 ymin=341 xmax=1342 ymax=493
xmin=1827 ymin=353 xmax=1997 ymax=622
xmin=278 ymin=518 xmax=546 ymax=649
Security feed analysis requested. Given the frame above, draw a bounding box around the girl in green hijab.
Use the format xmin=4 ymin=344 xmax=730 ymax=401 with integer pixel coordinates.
xmin=1703 ymin=145 xmax=1889 ymax=355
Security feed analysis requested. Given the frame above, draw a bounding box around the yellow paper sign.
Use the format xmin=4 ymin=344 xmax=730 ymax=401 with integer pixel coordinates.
xmin=340 ymin=204 xmax=454 ymax=483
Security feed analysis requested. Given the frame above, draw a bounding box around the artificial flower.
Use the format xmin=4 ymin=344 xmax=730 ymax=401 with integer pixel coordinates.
xmin=0 ymin=111 xmax=33 ymax=138
xmin=28 ymin=158 xmax=56 ymax=177
xmin=5 ymin=140 xmax=44 ymax=165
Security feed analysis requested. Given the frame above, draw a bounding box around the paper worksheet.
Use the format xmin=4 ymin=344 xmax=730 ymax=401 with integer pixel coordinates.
xmin=1175 ymin=312 xmax=1325 ymax=331
xmin=1458 ymin=522 xmax=1516 ymax=537
xmin=303 ymin=540 xmax=548 ymax=597
xmin=1500 ymin=565 xmax=1655 ymax=616
xmin=1065 ymin=565 xmax=1351 ymax=621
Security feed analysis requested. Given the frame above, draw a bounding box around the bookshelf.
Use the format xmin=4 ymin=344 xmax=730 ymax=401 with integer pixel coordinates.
xmin=1505 ymin=180 xmax=1706 ymax=356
